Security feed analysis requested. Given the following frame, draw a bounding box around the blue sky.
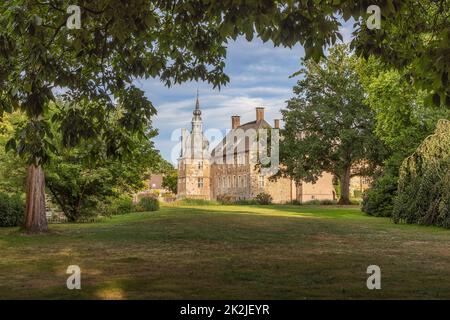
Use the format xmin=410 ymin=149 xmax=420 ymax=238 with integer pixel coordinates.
xmin=136 ymin=19 xmax=355 ymax=164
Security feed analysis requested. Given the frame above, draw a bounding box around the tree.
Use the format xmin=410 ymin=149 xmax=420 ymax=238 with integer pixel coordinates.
xmin=1 ymin=1 xmax=447 ymax=232
xmin=393 ymin=120 xmax=450 ymax=227
xmin=357 ymin=57 xmax=450 ymax=216
xmin=279 ymin=45 xmax=385 ymax=205
xmin=0 ymin=113 xmax=27 ymax=194
xmin=353 ymin=0 xmax=450 ymax=107
xmin=44 ymin=101 xmax=162 ymax=221
xmin=0 ymin=1 xmax=349 ymax=233
xmin=162 ymin=170 xmax=178 ymax=195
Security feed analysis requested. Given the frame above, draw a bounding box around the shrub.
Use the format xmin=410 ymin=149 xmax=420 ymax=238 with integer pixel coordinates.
xmin=353 ymin=190 xmax=363 ymax=198
xmin=105 ymin=195 xmax=134 ymax=215
xmin=303 ymin=199 xmax=320 ymax=205
xmin=320 ymin=199 xmax=337 ymax=205
xmin=349 ymin=198 xmax=363 ymax=205
xmin=255 ymin=192 xmax=272 ymax=205
xmin=137 ymin=196 xmax=160 ymax=212
xmin=0 ymin=193 xmax=25 ymax=227
xmin=176 ymin=198 xmax=218 ymax=206
xmin=362 ymin=173 xmax=398 ymax=217
xmin=217 ymin=194 xmax=236 ymax=205
xmin=234 ymin=198 xmax=259 ymax=205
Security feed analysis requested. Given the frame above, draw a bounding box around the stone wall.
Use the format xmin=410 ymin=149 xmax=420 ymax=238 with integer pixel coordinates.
xmin=177 ymin=159 xmax=211 ymax=200
xmin=210 ymin=163 xmax=252 ymax=200
xmin=299 ymin=172 xmax=336 ymax=202
xmin=262 ymin=175 xmax=296 ymax=203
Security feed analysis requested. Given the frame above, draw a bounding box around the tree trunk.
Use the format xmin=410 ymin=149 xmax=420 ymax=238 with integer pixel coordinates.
xmin=296 ymin=181 xmax=303 ymax=204
xmin=23 ymin=164 xmax=48 ymax=233
xmin=338 ymin=166 xmax=351 ymax=205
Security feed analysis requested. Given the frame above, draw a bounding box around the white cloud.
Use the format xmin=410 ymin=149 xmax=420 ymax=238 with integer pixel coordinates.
xmin=140 ymin=21 xmax=356 ymax=161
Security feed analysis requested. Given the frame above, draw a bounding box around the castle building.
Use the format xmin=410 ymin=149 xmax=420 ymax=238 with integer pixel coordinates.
xmin=176 ymin=92 xmax=211 ymax=200
xmin=177 ymin=94 xmax=336 ymax=203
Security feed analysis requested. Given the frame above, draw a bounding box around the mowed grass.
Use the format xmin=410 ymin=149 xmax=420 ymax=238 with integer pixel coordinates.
xmin=1 ymin=204 xmax=450 ymax=299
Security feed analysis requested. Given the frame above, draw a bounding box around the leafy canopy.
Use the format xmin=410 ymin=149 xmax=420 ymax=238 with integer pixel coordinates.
xmin=279 ymin=45 xmax=387 ymax=204
xmin=45 ymin=101 xmax=163 ymax=221
xmin=352 ymin=0 xmax=450 ymax=107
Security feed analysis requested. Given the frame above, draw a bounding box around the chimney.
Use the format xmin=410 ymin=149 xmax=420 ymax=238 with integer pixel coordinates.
xmin=256 ymin=107 xmax=264 ymax=121
xmin=231 ymin=115 xmax=240 ymax=129
xmin=274 ymin=119 xmax=280 ymax=129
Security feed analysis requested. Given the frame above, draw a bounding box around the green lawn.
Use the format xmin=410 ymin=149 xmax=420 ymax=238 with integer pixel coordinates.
xmin=1 ymin=204 xmax=450 ymax=299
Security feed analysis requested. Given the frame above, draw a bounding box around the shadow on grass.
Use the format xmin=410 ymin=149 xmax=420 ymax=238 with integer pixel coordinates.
xmin=1 ymin=204 xmax=450 ymax=299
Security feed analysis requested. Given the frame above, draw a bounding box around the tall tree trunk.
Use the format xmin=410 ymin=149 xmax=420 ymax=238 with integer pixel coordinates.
xmin=24 ymin=164 xmax=48 ymax=233
xmin=338 ymin=166 xmax=351 ymax=205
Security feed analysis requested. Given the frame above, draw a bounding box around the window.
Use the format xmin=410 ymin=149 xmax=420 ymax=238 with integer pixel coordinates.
xmin=223 ymin=176 xmax=226 ymax=189
xmin=238 ymin=175 xmax=241 ymax=188
xmin=233 ymin=176 xmax=237 ymax=188
xmin=198 ymin=161 xmax=203 ymax=169
xmin=243 ymin=175 xmax=247 ymax=188
xmin=259 ymin=175 xmax=265 ymax=188
xmin=197 ymin=177 xmax=204 ymax=188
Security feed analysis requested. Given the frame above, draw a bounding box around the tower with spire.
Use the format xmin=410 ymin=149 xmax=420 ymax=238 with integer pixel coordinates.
xmin=177 ymin=91 xmax=211 ymax=199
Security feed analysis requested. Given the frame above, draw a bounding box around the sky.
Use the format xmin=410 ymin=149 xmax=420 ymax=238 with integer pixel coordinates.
xmin=135 ymin=19 xmax=355 ymax=165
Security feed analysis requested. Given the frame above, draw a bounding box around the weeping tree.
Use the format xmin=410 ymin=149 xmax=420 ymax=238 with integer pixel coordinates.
xmin=393 ymin=120 xmax=450 ymax=227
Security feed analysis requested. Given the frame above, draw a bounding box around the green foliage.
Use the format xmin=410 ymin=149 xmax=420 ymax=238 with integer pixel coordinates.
xmin=137 ymin=196 xmax=159 ymax=212
xmin=0 ymin=192 xmax=25 ymax=227
xmin=302 ymin=200 xmax=321 ymax=205
xmin=217 ymin=194 xmax=237 ymax=205
xmin=162 ymin=171 xmax=178 ymax=194
xmin=255 ymin=192 xmax=273 ymax=205
xmin=393 ymin=120 xmax=450 ymax=227
xmin=280 ymin=45 xmax=386 ymax=204
xmin=319 ymin=199 xmax=338 ymax=206
xmin=357 ymin=57 xmax=450 ymax=217
xmin=362 ymin=173 xmax=398 ymax=217
xmin=353 ymin=190 xmax=363 ymax=199
xmin=353 ymin=0 xmax=450 ymax=107
xmin=46 ymin=162 xmax=114 ymax=222
xmin=0 ymin=1 xmax=353 ymax=231
xmin=0 ymin=113 xmax=26 ymax=194
xmin=45 ymin=102 xmax=163 ymax=222
xmin=107 ymin=195 xmax=135 ymax=216
xmin=0 ymin=1 xmax=448 ymax=167
xmin=357 ymin=58 xmax=449 ymax=156
xmin=0 ymin=1 xmax=351 ymax=167
xmin=234 ymin=199 xmax=259 ymax=205
xmin=175 ymin=198 xmax=219 ymax=206
xmin=301 ymin=199 xmax=338 ymax=206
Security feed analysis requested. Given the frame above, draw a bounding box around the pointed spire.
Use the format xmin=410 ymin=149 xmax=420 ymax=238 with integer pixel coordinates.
xmin=196 ymin=89 xmax=200 ymax=109
xmin=193 ymin=89 xmax=201 ymax=116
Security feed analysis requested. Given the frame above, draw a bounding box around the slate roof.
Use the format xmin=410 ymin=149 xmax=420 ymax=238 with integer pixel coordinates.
xmin=211 ymin=119 xmax=272 ymax=157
